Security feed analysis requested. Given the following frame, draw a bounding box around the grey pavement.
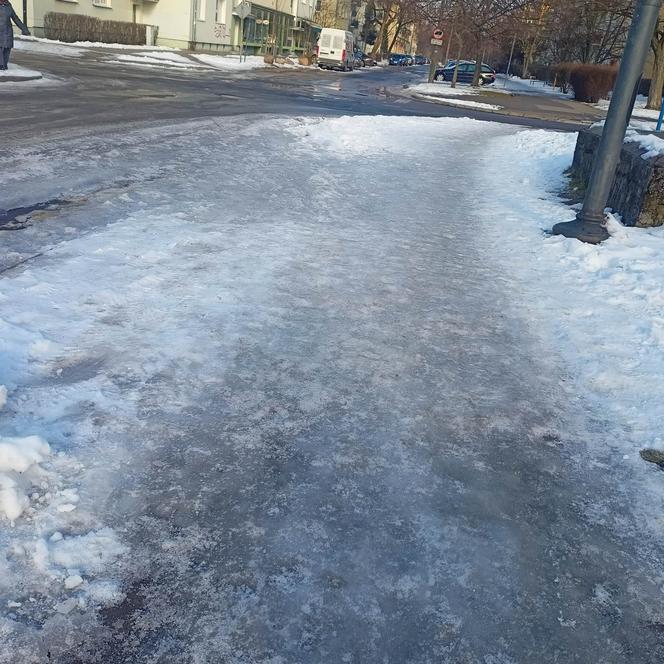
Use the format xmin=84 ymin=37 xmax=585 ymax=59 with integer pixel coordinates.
xmin=2 ymin=53 xmax=664 ymax=664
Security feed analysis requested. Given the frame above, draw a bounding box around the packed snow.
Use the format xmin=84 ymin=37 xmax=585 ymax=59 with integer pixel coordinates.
xmin=497 ymin=74 xmax=573 ymax=98
xmin=3 ymin=113 xmax=664 ymax=660
xmin=0 ymin=64 xmax=42 ymax=81
xmin=596 ymin=95 xmax=664 ymax=131
xmin=419 ymin=95 xmax=503 ymax=111
xmin=407 ymin=82 xmax=504 ymax=109
xmin=14 ymin=37 xmax=83 ymax=57
xmin=409 ymin=82 xmax=481 ymax=97
xmin=109 ymin=52 xmax=207 ymax=69
xmin=16 ymin=35 xmax=177 ymax=52
xmin=625 ymin=130 xmax=664 ymax=158
xmin=191 ymin=53 xmax=271 ymax=71
xmin=482 ymin=128 xmax=664 ymax=471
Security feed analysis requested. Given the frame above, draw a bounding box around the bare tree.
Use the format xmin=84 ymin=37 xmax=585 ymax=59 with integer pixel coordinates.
xmin=647 ymin=7 xmax=664 ymax=110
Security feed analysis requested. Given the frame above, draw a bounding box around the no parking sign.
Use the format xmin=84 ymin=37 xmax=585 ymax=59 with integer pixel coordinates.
xmin=431 ymin=28 xmax=444 ymax=46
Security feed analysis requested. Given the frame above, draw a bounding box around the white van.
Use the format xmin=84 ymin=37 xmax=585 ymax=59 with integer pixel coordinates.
xmin=317 ymin=28 xmax=355 ymax=71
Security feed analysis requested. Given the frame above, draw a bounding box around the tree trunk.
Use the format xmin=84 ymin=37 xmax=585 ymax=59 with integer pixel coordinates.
xmin=471 ymin=42 xmax=483 ymax=87
xmin=371 ymin=12 xmax=390 ymax=58
xmin=522 ymin=37 xmax=536 ymax=79
xmin=647 ymin=39 xmax=664 ymax=110
xmin=451 ymin=41 xmax=462 ymax=88
xmin=387 ymin=22 xmax=403 ymax=53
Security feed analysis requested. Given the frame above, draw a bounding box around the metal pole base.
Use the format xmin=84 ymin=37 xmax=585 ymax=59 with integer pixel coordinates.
xmin=551 ymin=211 xmax=610 ymax=245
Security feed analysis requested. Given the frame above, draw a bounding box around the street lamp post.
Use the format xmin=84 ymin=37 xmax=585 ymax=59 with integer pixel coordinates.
xmin=552 ymin=0 xmax=663 ymax=244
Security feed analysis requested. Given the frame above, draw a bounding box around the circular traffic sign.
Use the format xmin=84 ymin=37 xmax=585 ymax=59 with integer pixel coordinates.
xmin=432 ymin=28 xmax=444 ymax=40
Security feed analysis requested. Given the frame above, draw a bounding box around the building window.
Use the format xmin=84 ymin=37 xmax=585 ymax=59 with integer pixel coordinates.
xmin=215 ymin=0 xmax=226 ymax=24
xmin=92 ymin=0 xmax=112 ymax=7
xmin=198 ymin=0 xmax=206 ymax=21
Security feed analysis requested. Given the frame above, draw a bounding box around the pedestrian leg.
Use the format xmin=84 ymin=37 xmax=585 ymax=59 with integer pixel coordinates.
xmin=1 ymin=48 xmax=11 ymax=70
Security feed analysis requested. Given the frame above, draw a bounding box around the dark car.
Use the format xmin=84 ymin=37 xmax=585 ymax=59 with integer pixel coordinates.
xmin=414 ymin=54 xmax=426 ymax=65
xmin=434 ymin=61 xmax=496 ymax=85
xmin=402 ymin=55 xmax=414 ymax=66
xmin=388 ymin=53 xmax=407 ymax=66
xmin=357 ymin=51 xmax=377 ymax=66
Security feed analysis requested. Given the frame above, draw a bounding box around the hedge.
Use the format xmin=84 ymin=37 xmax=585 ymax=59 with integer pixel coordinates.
xmin=44 ymin=12 xmax=148 ymax=45
xmin=569 ymin=64 xmax=618 ymax=103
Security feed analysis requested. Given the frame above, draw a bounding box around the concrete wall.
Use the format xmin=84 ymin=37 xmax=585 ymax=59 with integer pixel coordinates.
xmin=27 ymin=0 xmax=136 ymax=34
xmin=571 ymin=127 xmax=664 ymax=228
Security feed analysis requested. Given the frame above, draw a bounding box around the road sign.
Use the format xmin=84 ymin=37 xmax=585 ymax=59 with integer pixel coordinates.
xmin=235 ymin=1 xmax=251 ymax=19
xmin=432 ymin=28 xmax=444 ymax=40
xmin=430 ymin=38 xmax=443 ymax=46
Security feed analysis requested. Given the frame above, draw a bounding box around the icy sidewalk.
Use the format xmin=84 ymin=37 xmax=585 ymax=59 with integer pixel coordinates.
xmin=2 ymin=115 xmax=664 ymax=662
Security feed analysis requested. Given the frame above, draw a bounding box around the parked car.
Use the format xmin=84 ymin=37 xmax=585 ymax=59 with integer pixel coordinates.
xmin=357 ymin=51 xmax=377 ymax=66
xmin=402 ymin=55 xmax=414 ymax=66
xmin=434 ymin=61 xmax=497 ymax=85
xmin=389 ymin=53 xmax=407 ymax=66
xmin=317 ymin=28 xmax=355 ymax=71
xmin=414 ymin=54 xmax=427 ymax=65
xmin=353 ymin=51 xmax=365 ymax=68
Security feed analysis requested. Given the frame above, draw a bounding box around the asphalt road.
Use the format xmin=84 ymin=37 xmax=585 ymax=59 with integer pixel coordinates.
xmin=3 ymin=49 xmax=581 ymax=144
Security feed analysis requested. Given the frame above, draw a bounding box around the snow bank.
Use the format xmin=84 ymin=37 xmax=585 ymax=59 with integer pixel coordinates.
xmin=407 ymin=82 xmax=504 ymax=109
xmin=426 ymin=97 xmax=503 ymax=111
xmin=596 ymin=95 xmax=663 ymax=131
xmin=191 ymin=53 xmax=269 ymax=71
xmin=14 ymin=37 xmax=83 ymax=57
xmin=0 ymin=436 xmax=50 ymax=522
xmin=409 ymin=82 xmax=480 ymax=97
xmin=625 ymin=130 xmax=664 ymax=159
xmin=497 ymin=74 xmax=573 ymax=98
xmin=412 ymin=91 xmax=504 ymax=111
xmin=16 ymin=35 xmax=177 ymax=52
xmin=111 ymin=52 xmax=206 ymax=69
xmin=481 ymin=128 xmax=664 ymax=461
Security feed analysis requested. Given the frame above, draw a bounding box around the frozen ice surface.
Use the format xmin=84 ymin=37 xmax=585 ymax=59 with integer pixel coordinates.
xmin=1 ymin=115 xmax=664 ymax=662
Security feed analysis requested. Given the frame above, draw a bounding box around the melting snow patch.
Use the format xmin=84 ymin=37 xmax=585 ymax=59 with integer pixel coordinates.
xmin=32 ymin=528 xmax=127 ymax=579
xmin=0 ymin=435 xmax=51 ymax=522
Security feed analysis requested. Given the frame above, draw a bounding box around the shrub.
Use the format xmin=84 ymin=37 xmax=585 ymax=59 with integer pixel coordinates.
xmin=569 ymin=64 xmax=618 ymax=103
xmin=531 ymin=63 xmax=554 ymax=85
xmin=552 ymin=62 xmax=576 ymax=94
xmin=44 ymin=12 xmax=147 ymax=45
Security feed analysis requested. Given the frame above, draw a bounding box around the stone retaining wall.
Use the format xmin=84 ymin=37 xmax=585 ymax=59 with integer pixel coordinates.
xmin=571 ymin=127 xmax=664 ymax=227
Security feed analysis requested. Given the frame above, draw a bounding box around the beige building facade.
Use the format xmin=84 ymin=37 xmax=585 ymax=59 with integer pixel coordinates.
xmin=23 ymin=0 xmax=317 ymax=53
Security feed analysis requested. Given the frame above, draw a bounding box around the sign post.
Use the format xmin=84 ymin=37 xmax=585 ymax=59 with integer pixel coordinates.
xmin=428 ymin=28 xmax=444 ymax=83
xmin=235 ymin=1 xmax=251 ymax=62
